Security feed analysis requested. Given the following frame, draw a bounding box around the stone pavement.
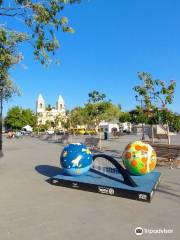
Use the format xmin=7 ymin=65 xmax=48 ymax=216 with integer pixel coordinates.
xmin=0 ymin=136 xmax=180 ymax=240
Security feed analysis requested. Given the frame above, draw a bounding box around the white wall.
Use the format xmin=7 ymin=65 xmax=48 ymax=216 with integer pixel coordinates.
xmin=99 ymin=122 xmax=119 ymax=133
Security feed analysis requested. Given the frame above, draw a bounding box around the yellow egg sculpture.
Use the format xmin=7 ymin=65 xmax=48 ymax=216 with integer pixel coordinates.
xmin=122 ymin=141 xmax=157 ymax=175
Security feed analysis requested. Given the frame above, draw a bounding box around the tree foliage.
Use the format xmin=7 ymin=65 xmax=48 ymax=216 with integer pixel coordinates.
xmin=88 ymin=90 xmax=106 ymax=103
xmin=46 ymin=104 xmax=53 ymax=111
xmin=133 ymin=72 xmax=176 ymax=125
xmin=148 ymin=108 xmax=180 ymax=131
xmin=172 ymin=115 xmax=180 ymax=132
xmin=0 ymin=0 xmax=80 ymax=65
xmin=70 ymin=107 xmax=87 ymax=127
xmin=4 ymin=106 xmax=36 ymax=130
xmin=0 ymin=1 xmax=80 ymax=101
xmin=84 ymin=101 xmax=120 ymax=128
xmin=0 ymin=0 xmax=80 ymax=151
xmin=119 ymin=112 xmax=131 ymax=123
xmin=134 ymin=72 xmax=176 ymax=109
xmin=64 ymin=91 xmax=121 ymax=130
xmin=0 ymin=28 xmax=26 ymax=100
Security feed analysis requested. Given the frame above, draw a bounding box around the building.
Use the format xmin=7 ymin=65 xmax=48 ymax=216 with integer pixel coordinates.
xmin=99 ymin=121 xmax=132 ymax=134
xmin=99 ymin=121 xmax=119 ymax=133
xmin=36 ymin=94 xmax=66 ymax=129
xmin=119 ymin=122 xmax=132 ymax=133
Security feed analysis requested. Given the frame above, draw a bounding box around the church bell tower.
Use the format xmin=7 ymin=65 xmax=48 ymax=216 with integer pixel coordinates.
xmin=36 ymin=94 xmax=45 ymax=113
xmin=56 ymin=95 xmax=65 ymax=113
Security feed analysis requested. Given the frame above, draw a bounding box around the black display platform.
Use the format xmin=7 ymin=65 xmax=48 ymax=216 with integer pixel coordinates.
xmin=50 ymin=154 xmax=161 ymax=202
xmin=50 ymin=169 xmax=161 ymax=202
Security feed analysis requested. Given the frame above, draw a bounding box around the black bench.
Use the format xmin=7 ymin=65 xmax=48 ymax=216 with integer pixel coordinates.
xmin=38 ymin=134 xmax=53 ymax=141
xmin=58 ymin=134 xmax=69 ymax=144
xmin=145 ymin=142 xmax=180 ymax=168
xmin=84 ymin=137 xmax=100 ymax=150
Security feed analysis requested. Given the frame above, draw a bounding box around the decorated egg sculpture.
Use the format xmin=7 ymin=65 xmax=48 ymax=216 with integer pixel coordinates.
xmin=60 ymin=143 xmax=93 ymax=176
xmin=122 ymin=141 xmax=157 ymax=175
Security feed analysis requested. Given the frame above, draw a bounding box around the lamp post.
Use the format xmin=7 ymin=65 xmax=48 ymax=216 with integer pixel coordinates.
xmin=135 ymin=95 xmax=145 ymax=140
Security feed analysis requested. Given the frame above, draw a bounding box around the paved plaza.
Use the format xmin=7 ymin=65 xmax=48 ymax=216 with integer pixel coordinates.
xmin=0 ymin=135 xmax=180 ymax=240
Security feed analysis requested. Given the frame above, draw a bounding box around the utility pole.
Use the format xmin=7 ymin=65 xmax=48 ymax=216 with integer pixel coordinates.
xmin=135 ymin=95 xmax=145 ymax=140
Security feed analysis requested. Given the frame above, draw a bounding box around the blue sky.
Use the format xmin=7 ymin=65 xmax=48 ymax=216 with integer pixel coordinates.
xmin=3 ymin=0 xmax=180 ymax=115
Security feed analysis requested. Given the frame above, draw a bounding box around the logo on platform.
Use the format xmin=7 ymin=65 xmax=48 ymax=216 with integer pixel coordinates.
xmin=72 ymin=182 xmax=79 ymax=188
xmin=98 ymin=187 xmax=109 ymax=194
xmin=109 ymin=188 xmax=114 ymax=195
xmin=138 ymin=194 xmax=147 ymax=200
xmin=135 ymin=227 xmax=143 ymax=236
xmin=98 ymin=187 xmax=114 ymax=195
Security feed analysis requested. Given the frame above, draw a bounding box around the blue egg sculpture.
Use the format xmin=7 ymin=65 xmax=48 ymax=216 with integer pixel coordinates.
xmin=60 ymin=143 xmax=93 ymax=176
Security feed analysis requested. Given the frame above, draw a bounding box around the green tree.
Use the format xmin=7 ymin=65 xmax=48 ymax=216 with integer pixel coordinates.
xmin=69 ymin=103 xmax=121 ymax=130
xmin=84 ymin=101 xmax=121 ymax=129
xmin=133 ymin=72 xmax=176 ymax=110
xmin=84 ymin=91 xmax=119 ymax=128
xmin=88 ymin=90 xmax=106 ymax=103
xmin=62 ymin=92 xmax=121 ymax=131
xmin=0 ymin=28 xmax=27 ymax=102
xmin=22 ymin=108 xmax=37 ymax=128
xmin=53 ymin=114 xmax=67 ymax=131
xmin=133 ymin=72 xmax=176 ymax=143
xmin=4 ymin=106 xmax=36 ymax=131
xmin=0 ymin=0 xmax=79 ymax=65
xmin=45 ymin=120 xmax=52 ymax=130
xmin=129 ymin=107 xmax=149 ymax=125
xmin=0 ymin=1 xmax=80 ymax=153
xmin=0 ymin=28 xmax=26 ymax=153
xmin=172 ymin=115 xmax=180 ymax=132
xmin=62 ymin=107 xmax=87 ymax=131
xmin=37 ymin=124 xmax=48 ymax=132
xmin=119 ymin=112 xmax=131 ymax=123
xmin=4 ymin=106 xmax=22 ymax=130
xmin=60 ymin=117 xmax=71 ymax=131
xmin=46 ymin=104 xmax=53 ymax=111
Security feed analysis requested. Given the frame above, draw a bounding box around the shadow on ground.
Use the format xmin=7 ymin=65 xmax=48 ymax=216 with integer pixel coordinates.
xmin=102 ymin=149 xmax=122 ymax=159
xmin=35 ymin=165 xmax=62 ymax=177
xmin=35 ymin=164 xmax=126 ymax=185
xmin=90 ymin=168 xmax=124 ymax=184
xmin=0 ymin=151 xmax=4 ymax=158
xmin=157 ymin=182 xmax=180 ymax=202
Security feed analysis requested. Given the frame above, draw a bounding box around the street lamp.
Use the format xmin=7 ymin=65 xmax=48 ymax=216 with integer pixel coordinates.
xmin=135 ymin=95 xmax=145 ymax=140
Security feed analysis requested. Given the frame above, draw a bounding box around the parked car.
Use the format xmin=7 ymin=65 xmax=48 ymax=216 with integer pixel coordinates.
xmin=55 ymin=130 xmax=65 ymax=135
xmin=15 ymin=132 xmax=23 ymax=138
xmin=87 ymin=129 xmax=97 ymax=135
xmin=84 ymin=129 xmax=97 ymax=135
xmin=45 ymin=130 xmax=54 ymax=135
xmin=69 ymin=128 xmax=85 ymax=135
xmin=21 ymin=130 xmax=32 ymax=135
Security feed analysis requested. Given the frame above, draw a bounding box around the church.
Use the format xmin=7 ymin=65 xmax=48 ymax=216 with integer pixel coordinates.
xmin=36 ymin=94 xmax=66 ymax=129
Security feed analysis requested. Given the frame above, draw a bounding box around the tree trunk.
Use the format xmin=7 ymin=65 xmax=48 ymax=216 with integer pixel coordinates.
xmin=166 ymin=122 xmax=171 ymax=145
xmin=151 ymin=125 xmax=154 ymax=143
xmin=99 ymin=130 xmax=102 ymax=150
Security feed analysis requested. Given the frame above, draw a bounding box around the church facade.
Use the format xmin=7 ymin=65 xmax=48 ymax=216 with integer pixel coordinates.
xmin=36 ymin=94 xmax=66 ymax=129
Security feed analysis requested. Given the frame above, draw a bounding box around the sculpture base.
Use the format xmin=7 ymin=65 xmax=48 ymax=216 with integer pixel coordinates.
xmin=50 ymin=170 xmax=161 ymax=202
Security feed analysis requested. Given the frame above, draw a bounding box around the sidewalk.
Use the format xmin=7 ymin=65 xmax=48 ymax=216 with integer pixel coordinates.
xmin=0 ymin=136 xmax=179 ymax=240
